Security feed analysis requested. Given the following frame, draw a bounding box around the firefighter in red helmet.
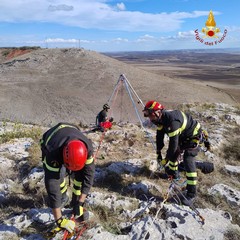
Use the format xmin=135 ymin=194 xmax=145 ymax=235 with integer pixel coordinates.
xmin=143 ymin=101 xmax=208 ymax=206
xmin=40 ymin=122 xmax=95 ymax=233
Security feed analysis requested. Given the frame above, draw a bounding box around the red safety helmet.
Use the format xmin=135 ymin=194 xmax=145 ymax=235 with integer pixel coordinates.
xmin=143 ymin=100 xmax=164 ymax=117
xmin=63 ymin=140 xmax=88 ymax=171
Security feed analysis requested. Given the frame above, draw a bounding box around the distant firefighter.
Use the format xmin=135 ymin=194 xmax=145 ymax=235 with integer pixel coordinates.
xmin=95 ymin=103 xmax=113 ymax=132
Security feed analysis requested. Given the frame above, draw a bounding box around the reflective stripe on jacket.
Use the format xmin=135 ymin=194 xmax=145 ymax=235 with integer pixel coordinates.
xmin=41 ymin=122 xmax=95 ymax=209
xmin=156 ymin=110 xmax=201 ymax=161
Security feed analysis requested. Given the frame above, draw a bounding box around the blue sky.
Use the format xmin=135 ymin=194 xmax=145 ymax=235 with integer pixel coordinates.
xmin=0 ymin=0 xmax=239 ymax=52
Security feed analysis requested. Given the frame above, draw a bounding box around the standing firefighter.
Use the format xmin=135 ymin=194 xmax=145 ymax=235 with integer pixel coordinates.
xmin=96 ymin=103 xmax=113 ymax=132
xmin=143 ymin=101 xmax=210 ymax=206
xmin=40 ymin=122 xmax=95 ymax=233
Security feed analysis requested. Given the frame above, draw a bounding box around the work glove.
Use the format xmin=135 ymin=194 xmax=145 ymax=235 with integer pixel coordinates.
xmin=202 ymin=130 xmax=211 ymax=151
xmin=73 ymin=204 xmax=84 ymax=217
xmin=160 ymin=159 xmax=169 ymax=167
xmin=204 ymin=141 xmax=211 ymax=151
xmin=73 ymin=203 xmax=89 ymax=222
xmin=56 ymin=217 xmax=75 ymax=233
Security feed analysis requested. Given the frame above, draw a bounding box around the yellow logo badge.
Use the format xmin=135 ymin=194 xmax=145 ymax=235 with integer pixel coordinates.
xmin=195 ymin=10 xmax=227 ymax=46
xmin=202 ymin=10 xmax=220 ymax=38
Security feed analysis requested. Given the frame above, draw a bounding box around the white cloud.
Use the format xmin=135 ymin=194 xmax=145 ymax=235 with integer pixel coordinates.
xmin=45 ymin=38 xmax=96 ymax=44
xmin=116 ymin=2 xmax=126 ymax=11
xmin=136 ymin=34 xmax=156 ymax=42
xmin=176 ymin=30 xmax=195 ymax=39
xmin=224 ymin=25 xmax=240 ymax=32
xmin=46 ymin=38 xmax=78 ymax=43
xmin=141 ymin=34 xmax=155 ymax=39
xmin=0 ymin=0 xmax=211 ymax=32
xmin=23 ymin=32 xmax=240 ymax=52
xmin=48 ymin=4 xmax=74 ymax=12
xmin=112 ymin=37 xmax=129 ymax=42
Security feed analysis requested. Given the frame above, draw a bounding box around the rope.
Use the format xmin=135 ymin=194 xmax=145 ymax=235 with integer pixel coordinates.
xmin=141 ymin=182 xmax=174 ymax=239
xmin=61 ymin=216 xmax=89 ymax=240
xmin=90 ymin=78 xmax=124 ymax=161
xmin=62 ymin=215 xmax=75 ymax=240
xmin=75 ymin=223 xmax=88 ymax=240
xmin=108 ymin=74 xmax=156 ymax=152
xmin=108 ymin=78 xmax=123 ymax=120
xmin=170 ymin=183 xmax=205 ymax=225
xmin=92 ymin=81 xmax=124 ymax=161
xmin=93 ymin=130 xmax=106 ymax=162
xmin=140 ymin=176 xmax=204 ymax=239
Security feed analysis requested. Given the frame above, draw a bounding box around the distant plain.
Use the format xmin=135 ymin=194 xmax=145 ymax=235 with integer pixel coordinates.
xmin=105 ymin=50 xmax=240 ymax=104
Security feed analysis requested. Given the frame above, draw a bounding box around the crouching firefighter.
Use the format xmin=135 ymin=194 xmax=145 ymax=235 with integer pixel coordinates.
xmin=143 ymin=101 xmax=211 ymax=206
xmin=40 ymin=122 xmax=95 ymax=233
xmin=95 ymin=103 xmax=113 ymax=132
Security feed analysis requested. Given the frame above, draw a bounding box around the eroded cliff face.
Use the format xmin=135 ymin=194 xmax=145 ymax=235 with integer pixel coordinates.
xmin=0 ymin=47 xmax=38 ymax=63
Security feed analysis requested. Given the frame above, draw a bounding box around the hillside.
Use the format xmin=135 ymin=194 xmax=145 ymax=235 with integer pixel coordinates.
xmin=0 ymin=103 xmax=239 ymax=239
xmin=0 ymin=48 xmax=237 ymax=126
xmin=0 ymin=48 xmax=239 ymax=239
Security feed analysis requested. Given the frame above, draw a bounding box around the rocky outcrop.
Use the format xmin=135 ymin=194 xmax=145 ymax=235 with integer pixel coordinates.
xmin=0 ymin=103 xmax=239 ymax=239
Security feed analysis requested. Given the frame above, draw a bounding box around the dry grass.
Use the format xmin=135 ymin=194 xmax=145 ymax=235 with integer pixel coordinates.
xmin=0 ymin=192 xmax=46 ymax=224
xmin=26 ymin=142 xmax=42 ymax=169
xmin=87 ymin=204 xmax=122 ymax=234
xmin=94 ymin=170 xmax=127 ymax=194
xmin=222 ymin=141 xmax=240 ymax=164
xmin=0 ymin=122 xmax=42 ymax=144
xmin=195 ymin=164 xmax=240 ymax=225
xmin=0 ymin=234 xmax=19 ymax=240
xmin=224 ymin=227 xmax=240 ymax=240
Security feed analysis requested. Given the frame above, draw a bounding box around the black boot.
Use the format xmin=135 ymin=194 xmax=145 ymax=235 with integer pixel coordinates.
xmin=181 ymin=193 xmax=195 ymax=206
